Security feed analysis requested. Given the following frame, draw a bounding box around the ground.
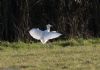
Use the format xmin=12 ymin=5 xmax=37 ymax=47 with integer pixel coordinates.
xmin=0 ymin=38 xmax=100 ymax=70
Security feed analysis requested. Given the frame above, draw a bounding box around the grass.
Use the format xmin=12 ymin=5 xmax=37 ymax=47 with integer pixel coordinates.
xmin=0 ymin=38 xmax=100 ymax=70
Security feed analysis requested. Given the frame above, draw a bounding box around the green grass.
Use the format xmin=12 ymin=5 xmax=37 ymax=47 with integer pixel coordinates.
xmin=0 ymin=38 xmax=100 ymax=70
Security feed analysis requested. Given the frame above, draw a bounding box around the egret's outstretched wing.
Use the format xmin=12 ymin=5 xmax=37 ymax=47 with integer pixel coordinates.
xmin=44 ymin=32 xmax=62 ymax=40
xmin=29 ymin=28 xmax=43 ymax=40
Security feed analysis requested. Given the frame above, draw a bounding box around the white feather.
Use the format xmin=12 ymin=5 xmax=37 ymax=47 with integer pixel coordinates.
xmin=29 ymin=28 xmax=43 ymax=40
xmin=44 ymin=32 xmax=61 ymax=40
xmin=29 ymin=24 xmax=62 ymax=44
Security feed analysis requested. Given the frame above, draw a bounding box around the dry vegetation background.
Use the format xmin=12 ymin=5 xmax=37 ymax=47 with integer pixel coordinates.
xmin=0 ymin=0 xmax=100 ymax=42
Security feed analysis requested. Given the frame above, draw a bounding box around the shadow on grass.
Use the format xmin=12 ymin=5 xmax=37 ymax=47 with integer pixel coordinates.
xmin=0 ymin=65 xmax=35 ymax=70
xmin=59 ymin=42 xmax=71 ymax=47
xmin=58 ymin=41 xmax=82 ymax=47
xmin=0 ymin=47 xmax=4 ymax=50
xmin=11 ymin=53 xmax=35 ymax=57
xmin=0 ymin=66 xmax=20 ymax=70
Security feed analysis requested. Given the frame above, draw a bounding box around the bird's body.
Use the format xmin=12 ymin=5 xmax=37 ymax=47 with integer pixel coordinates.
xmin=29 ymin=24 xmax=62 ymax=44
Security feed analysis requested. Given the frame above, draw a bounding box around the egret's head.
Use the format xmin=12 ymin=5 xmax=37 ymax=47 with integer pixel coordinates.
xmin=46 ymin=24 xmax=52 ymax=28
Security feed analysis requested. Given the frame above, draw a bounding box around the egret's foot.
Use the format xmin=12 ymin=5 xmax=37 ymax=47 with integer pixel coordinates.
xmin=42 ymin=43 xmax=53 ymax=48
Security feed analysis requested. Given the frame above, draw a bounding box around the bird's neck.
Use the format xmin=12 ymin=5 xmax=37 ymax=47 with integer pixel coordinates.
xmin=47 ymin=27 xmax=50 ymax=32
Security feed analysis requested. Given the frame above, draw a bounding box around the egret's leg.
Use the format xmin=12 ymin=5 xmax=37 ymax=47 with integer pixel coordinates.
xmin=42 ymin=44 xmax=49 ymax=47
xmin=41 ymin=42 xmax=53 ymax=48
xmin=47 ymin=42 xmax=54 ymax=48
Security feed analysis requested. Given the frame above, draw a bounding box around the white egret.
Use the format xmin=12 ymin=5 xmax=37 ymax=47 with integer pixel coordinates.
xmin=29 ymin=24 xmax=62 ymax=44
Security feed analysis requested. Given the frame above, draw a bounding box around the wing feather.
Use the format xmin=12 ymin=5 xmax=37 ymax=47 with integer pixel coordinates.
xmin=29 ymin=28 xmax=43 ymax=40
xmin=44 ymin=32 xmax=62 ymax=40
